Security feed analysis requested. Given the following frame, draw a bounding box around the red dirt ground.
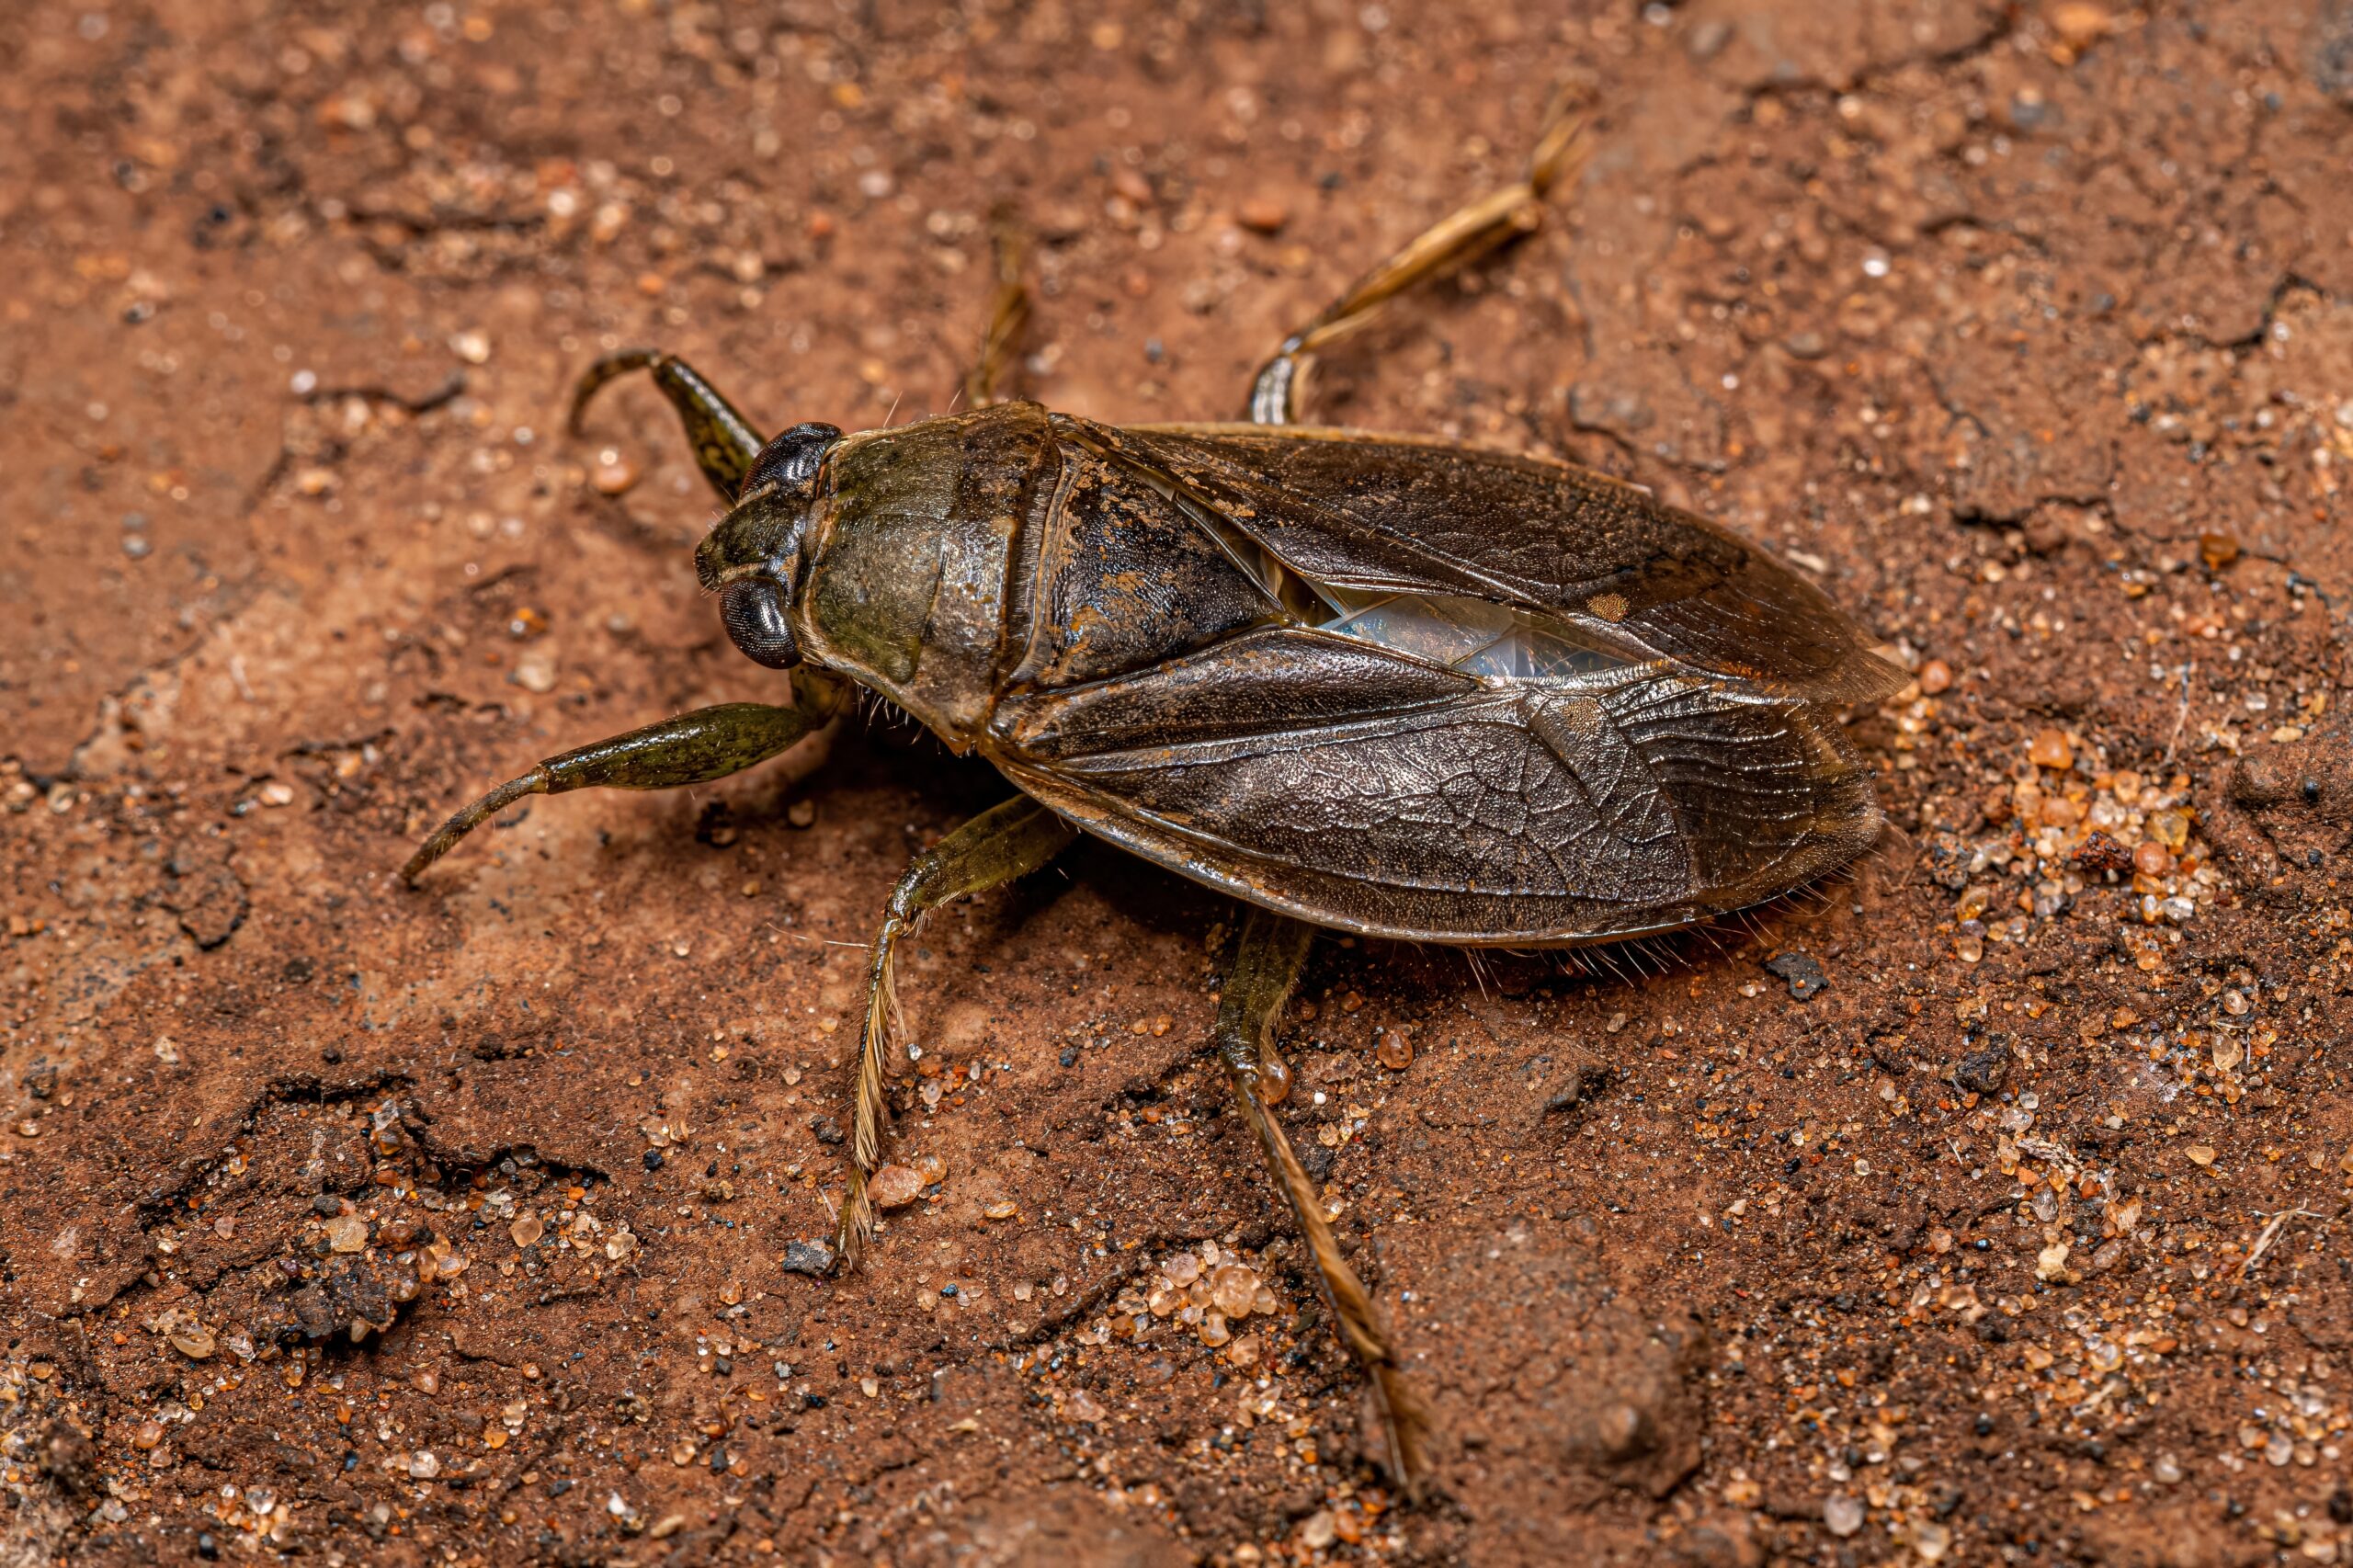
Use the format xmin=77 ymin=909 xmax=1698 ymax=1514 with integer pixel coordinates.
xmin=6 ymin=1 xmax=2353 ymax=1563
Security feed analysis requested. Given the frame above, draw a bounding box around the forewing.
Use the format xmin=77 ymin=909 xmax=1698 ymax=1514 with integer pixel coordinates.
xmin=989 ymin=627 xmax=1882 ymax=944
xmin=1061 ymin=417 xmax=1905 ymax=704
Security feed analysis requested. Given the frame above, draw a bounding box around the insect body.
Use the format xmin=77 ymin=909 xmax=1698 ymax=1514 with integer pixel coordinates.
xmin=708 ymin=403 xmax=1895 ymax=946
xmin=402 ymin=103 xmax=1899 ymax=1490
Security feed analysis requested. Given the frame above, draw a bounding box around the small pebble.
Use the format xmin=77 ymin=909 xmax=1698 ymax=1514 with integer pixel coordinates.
xmin=1824 ymin=1493 xmax=1863 ymax=1537
xmin=911 ymin=1153 xmax=947 ymax=1187
xmin=1917 ymin=658 xmax=1953 ymax=695
xmin=510 ymin=1212 xmax=545 ymax=1248
xmin=870 ymin=1165 xmax=923 ymax=1210
xmin=407 ymin=1449 xmax=441 ymax=1479
xmin=2198 ymin=530 xmax=2239 ymax=571
xmin=983 ymin=1199 xmax=1018 ymax=1221
xmin=1237 ymin=198 xmax=1290 ymax=233
xmin=2029 ymin=728 xmax=2075 ymax=770
xmin=169 ymin=1326 xmax=217 ymax=1361
xmin=513 ymin=653 xmax=557 ymax=694
xmin=781 ymin=1239 xmax=834 ymax=1276
xmin=1766 ymin=950 xmax=1827 ymax=1001
xmin=2049 ymin=1 xmax=2112 ymax=51
xmin=1952 ymin=1046 xmax=2007 ymax=1096
xmin=449 ymin=330 xmax=491 ymax=364
xmin=258 ymin=781 xmax=296 ymax=808
xmin=1687 ymin=17 xmax=1733 ymax=58
xmin=786 ymin=800 xmax=817 ymax=829
xmin=1375 ymin=1029 xmax=1414 ymax=1070
xmin=1211 ymin=1265 xmax=1257 ymax=1318
xmin=590 ymin=450 xmax=640 ymax=495
xmin=324 ymin=1215 xmax=368 ymax=1254
xmin=1164 ymin=1252 xmax=1202 ymax=1287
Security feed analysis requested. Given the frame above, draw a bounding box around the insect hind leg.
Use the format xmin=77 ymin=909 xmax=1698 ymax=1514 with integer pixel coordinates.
xmin=1213 ymin=908 xmax=1430 ymax=1495
xmin=570 ymin=349 xmax=766 ymax=500
xmin=1246 ymin=85 xmax=1593 ymax=426
xmin=835 ymin=797 xmax=1076 ymax=1267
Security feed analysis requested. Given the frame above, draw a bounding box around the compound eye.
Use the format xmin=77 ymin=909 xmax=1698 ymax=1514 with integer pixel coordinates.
xmin=720 ymin=577 xmax=800 ymax=669
xmin=742 ymin=421 xmax=842 ymax=500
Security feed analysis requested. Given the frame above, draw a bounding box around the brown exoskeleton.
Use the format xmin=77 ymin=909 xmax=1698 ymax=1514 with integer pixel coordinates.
xmin=401 ymin=101 xmax=1901 ymax=1490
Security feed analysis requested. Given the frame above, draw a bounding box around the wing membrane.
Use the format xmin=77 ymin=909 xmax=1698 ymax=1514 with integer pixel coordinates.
xmin=1060 ymin=418 xmax=1906 ymax=705
xmin=989 ymin=627 xmax=1881 ymax=945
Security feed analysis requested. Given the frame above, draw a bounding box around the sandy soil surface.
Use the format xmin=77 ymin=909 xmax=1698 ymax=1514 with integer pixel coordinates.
xmin=6 ymin=0 xmax=2353 ymax=1562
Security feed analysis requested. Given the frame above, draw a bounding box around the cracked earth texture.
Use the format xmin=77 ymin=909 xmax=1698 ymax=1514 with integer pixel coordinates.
xmin=6 ymin=1 xmax=2353 ymax=1563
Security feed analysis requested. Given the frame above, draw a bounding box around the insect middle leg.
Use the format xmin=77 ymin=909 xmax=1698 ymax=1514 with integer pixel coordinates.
xmin=401 ymin=687 xmax=844 ymax=883
xmin=1215 ymin=908 xmax=1429 ymax=1494
xmin=570 ymin=350 xmax=766 ymax=500
xmin=1247 ymin=88 xmax=1592 ymax=426
xmin=835 ymin=796 xmax=1079 ymax=1265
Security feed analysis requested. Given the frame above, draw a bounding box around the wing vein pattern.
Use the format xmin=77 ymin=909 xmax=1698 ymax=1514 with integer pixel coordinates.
xmin=984 ymin=417 xmax=1901 ymax=945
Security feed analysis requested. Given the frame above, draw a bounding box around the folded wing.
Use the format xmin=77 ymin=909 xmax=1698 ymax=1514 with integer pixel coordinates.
xmin=1065 ymin=419 xmax=1906 ymax=706
xmin=989 ymin=627 xmax=1883 ymax=944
